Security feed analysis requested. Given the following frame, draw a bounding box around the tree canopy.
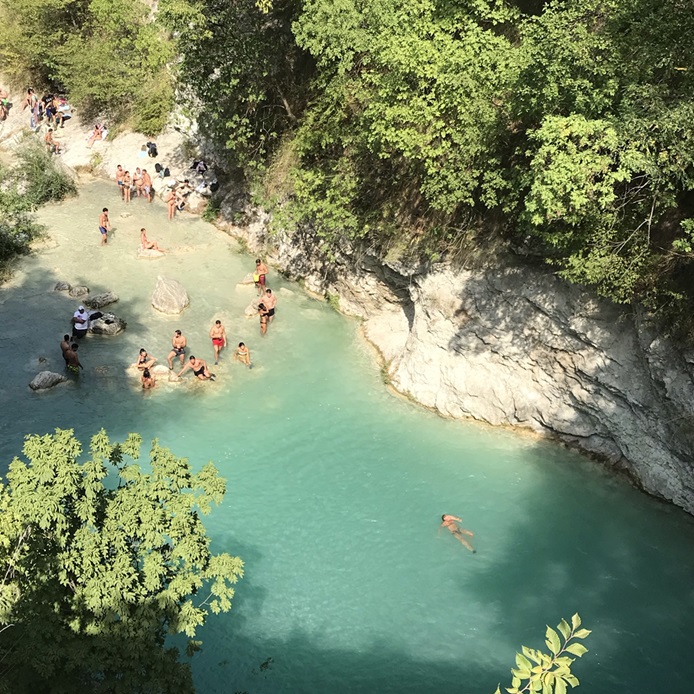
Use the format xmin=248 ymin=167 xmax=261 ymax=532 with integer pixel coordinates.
xmin=0 ymin=429 xmax=243 ymax=693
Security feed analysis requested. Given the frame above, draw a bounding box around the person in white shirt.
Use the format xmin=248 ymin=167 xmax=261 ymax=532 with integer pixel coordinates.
xmin=72 ymin=306 xmax=89 ymax=338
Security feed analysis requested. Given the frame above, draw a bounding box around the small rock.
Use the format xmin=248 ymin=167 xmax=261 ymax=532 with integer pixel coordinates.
xmin=85 ymin=291 xmax=119 ymax=309
xmin=151 ymin=276 xmax=190 ymax=315
xmin=30 ymin=371 xmax=68 ymax=391
xmin=120 ymin=212 xmax=132 ymax=218
xmin=89 ymin=312 xmax=126 ymax=336
xmin=69 ymin=285 xmax=89 ymax=298
xmin=138 ymin=247 xmax=165 ymax=259
xmin=54 ymin=281 xmax=71 ymax=291
xmin=244 ymin=299 xmax=261 ymax=317
xmin=238 ymin=272 xmax=255 ymax=286
xmin=151 ymin=364 xmax=170 ymax=376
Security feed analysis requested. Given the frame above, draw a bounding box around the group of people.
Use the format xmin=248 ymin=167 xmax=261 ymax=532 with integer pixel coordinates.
xmin=115 ymin=164 xmax=154 ymax=203
xmin=59 ymin=304 xmax=98 ymax=372
xmin=131 ymin=324 xmax=253 ymax=390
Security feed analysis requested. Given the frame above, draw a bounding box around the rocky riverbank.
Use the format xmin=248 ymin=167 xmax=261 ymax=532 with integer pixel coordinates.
xmin=216 ymin=199 xmax=694 ymax=514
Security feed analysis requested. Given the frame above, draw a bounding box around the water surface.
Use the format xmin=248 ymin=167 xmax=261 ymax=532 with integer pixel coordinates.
xmin=1 ymin=180 xmax=693 ymax=693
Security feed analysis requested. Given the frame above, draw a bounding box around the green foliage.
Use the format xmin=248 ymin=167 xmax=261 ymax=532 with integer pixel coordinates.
xmin=159 ymin=0 xmax=305 ymax=170
xmin=0 ymin=0 xmax=175 ymax=132
xmin=493 ymin=614 xmax=591 ymax=694
xmin=0 ymin=429 xmax=243 ymax=693
xmin=0 ymin=141 xmax=76 ymax=279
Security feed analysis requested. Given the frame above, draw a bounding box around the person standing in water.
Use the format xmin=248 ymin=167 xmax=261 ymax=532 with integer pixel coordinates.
xmin=98 ymin=208 xmax=111 ymax=245
xmin=254 ymin=259 xmax=269 ymax=295
xmin=64 ymin=343 xmax=83 ymax=374
xmin=263 ymin=288 xmax=277 ymax=324
xmin=209 ymin=320 xmax=227 ymax=364
xmin=60 ymin=334 xmax=71 ymax=363
xmin=440 ymin=514 xmax=475 ymax=553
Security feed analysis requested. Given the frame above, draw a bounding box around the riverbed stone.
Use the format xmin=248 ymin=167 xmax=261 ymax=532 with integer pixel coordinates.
xmin=138 ymin=247 xmax=165 ymax=259
xmin=85 ymin=291 xmax=119 ymax=309
xmin=54 ymin=281 xmax=71 ymax=291
xmin=151 ymin=364 xmax=170 ymax=376
xmin=244 ymin=298 xmax=261 ymax=317
xmin=89 ymin=312 xmax=126 ymax=335
xmin=68 ymin=285 xmax=89 ymax=298
xmin=29 ymin=371 xmax=68 ymax=390
xmin=151 ymin=276 xmax=190 ymax=314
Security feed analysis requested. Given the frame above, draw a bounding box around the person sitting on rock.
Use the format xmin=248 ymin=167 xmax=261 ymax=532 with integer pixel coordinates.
xmin=134 ymin=348 xmax=156 ymax=371
xmin=177 ymin=355 xmax=215 ymax=381
xmin=44 ymin=128 xmax=62 ymax=154
xmin=140 ymin=227 xmax=164 ymax=252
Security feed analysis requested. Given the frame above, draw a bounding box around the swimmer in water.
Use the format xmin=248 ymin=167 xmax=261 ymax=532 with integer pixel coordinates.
xmin=440 ymin=514 xmax=475 ymax=553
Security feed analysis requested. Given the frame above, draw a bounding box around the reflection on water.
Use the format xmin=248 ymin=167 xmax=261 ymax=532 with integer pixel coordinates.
xmin=1 ymin=180 xmax=694 ymax=693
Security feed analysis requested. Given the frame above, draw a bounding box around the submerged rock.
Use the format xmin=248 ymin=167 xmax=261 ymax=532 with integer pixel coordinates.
xmin=54 ymin=281 xmax=71 ymax=291
xmin=138 ymin=247 xmax=165 ymax=259
xmin=30 ymin=371 xmax=68 ymax=390
xmin=244 ymin=298 xmax=261 ymax=317
xmin=85 ymin=291 xmax=119 ymax=309
xmin=68 ymin=285 xmax=89 ymax=298
xmin=151 ymin=276 xmax=189 ymax=314
xmin=89 ymin=312 xmax=126 ymax=335
xmin=151 ymin=364 xmax=170 ymax=376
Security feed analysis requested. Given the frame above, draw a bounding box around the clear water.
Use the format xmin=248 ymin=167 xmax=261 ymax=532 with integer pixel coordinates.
xmin=2 ymin=179 xmax=694 ymax=693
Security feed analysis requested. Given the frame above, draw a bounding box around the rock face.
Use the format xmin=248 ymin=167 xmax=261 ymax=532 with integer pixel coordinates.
xmin=89 ymin=312 xmax=126 ymax=335
xmin=151 ymin=276 xmax=190 ymax=314
xmin=85 ymin=291 xmax=119 ymax=309
xmin=68 ymin=285 xmax=89 ymax=298
xmin=223 ymin=208 xmax=694 ymax=513
xmin=30 ymin=371 xmax=68 ymax=390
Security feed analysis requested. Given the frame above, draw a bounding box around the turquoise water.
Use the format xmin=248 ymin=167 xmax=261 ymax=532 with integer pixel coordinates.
xmin=2 ymin=180 xmax=694 ymax=692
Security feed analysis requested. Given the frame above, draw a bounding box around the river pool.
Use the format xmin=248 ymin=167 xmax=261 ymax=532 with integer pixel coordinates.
xmin=1 ymin=179 xmax=693 ymax=693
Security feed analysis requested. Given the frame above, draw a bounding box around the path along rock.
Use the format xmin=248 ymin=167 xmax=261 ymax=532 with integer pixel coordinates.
xmin=151 ymin=276 xmax=189 ymax=314
xmin=30 ymin=371 xmax=68 ymax=390
xmin=89 ymin=312 xmax=126 ymax=335
xmin=85 ymin=291 xmax=119 ymax=309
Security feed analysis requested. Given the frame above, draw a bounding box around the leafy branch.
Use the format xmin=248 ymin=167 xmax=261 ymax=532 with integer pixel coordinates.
xmin=494 ymin=614 xmax=591 ymax=694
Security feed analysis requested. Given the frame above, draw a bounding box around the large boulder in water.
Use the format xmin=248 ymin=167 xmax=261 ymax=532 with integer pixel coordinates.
xmin=89 ymin=312 xmax=126 ymax=335
xmin=68 ymin=285 xmax=89 ymax=298
xmin=30 ymin=371 xmax=68 ymax=390
xmin=151 ymin=276 xmax=190 ymax=314
xmin=85 ymin=291 xmax=119 ymax=309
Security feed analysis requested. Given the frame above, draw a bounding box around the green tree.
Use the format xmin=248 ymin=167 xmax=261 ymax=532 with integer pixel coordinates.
xmin=0 ymin=429 xmax=243 ymax=693
xmin=494 ymin=614 xmax=591 ymax=694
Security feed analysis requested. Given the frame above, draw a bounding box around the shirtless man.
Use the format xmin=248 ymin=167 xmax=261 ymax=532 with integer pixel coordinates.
xmin=64 ymin=343 xmax=83 ymax=374
xmin=23 ymin=88 xmax=39 ymax=129
xmin=133 ymin=167 xmax=144 ymax=197
xmin=263 ymin=288 xmax=277 ymax=323
xmin=0 ymin=86 xmax=9 ymax=121
xmin=44 ymin=128 xmax=61 ymax=154
xmin=133 ymin=348 xmax=156 ymax=370
xmin=115 ymin=165 xmax=125 ymax=198
xmin=141 ymin=169 xmax=153 ymax=202
xmin=60 ymin=334 xmax=71 ymax=363
xmin=233 ymin=342 xmax=252 ymax=367
xmin=177 ymin=355 xmax=215 ymax=381
xmin=98 ymin=208 xmax=111 ymax=245
xmin=254 ymin=259 xmax=269 ymax=295
xmin=440 ymin=515 xmax=475 ymax=553
xmin=167 ymin=329 xmax=187 ymax=369
xmin=140 ymin=227 xmax=163 ymax=252
xmin=210 ymin=320 xmax=227 ymax=364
